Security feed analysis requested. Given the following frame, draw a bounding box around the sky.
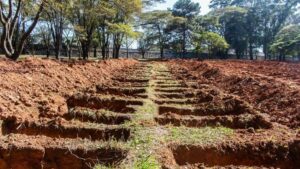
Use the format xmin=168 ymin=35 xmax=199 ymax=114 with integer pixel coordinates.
xmin=152 ymin=0 xmax=212 ymax=15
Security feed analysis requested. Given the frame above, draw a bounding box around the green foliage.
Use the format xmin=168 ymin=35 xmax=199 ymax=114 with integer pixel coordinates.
xmin=210 ymin=0 xmax=232 ymax=9
xmin=160 ymin=0 xmax=200 ymax=56
xmin=141 ymin=10 xmax=183 ymax=57
xmin=192 ymin=15 xmax=219 ymax=33
xmin=108 ymin=23 xmax=139 ymax=38
xmin=270 ymin=25 xmax=300 ymax=56
xmin=195 ymin=31 xmax=229 ymax=54
xmin=2 ymin=0 xmax=299 ymax=61
xmin=207 ymin=0 xmax=299 ymax=60
xmin=190 ymin=14 xmax=229 ymax=58
xmin=172 ymin=0 xmax=200 ymax=19
xmin=210 ymin=7 xmax=248 ymax=58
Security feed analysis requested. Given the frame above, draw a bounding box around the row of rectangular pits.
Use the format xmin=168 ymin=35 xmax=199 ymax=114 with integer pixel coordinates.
xmin=67 ymin=93 xmax=144 ymax=113
xmin=157 ymin=63 xmax=298 ymax=168
xmin=154 ymin=78 xmax=273 ymax=130
xmin=0 ymin=63 xmax=152 ymax=169
xmin=0 ymin=106 xmax=131 ymax=168
xmin=65 ymin=107 xmax=132 ymax=125
xmin=114 ymin=64 xmax=153 ymax=82
xmin=166 ymin=140 xmax=300 ymax=169
xmin=0 ymin=134 xmax=128 ymax=169
xmin=1 ymin=118 xmax=131 ymax=141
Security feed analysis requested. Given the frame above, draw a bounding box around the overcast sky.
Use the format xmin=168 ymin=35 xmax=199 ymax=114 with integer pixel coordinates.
xmin=152 ymin=0 xmax=211 ymax=15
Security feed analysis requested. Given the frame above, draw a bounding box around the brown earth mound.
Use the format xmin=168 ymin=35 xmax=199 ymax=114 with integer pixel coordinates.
xmin=0 ymin=57 xmax=137 ymax=121
xmin=169 ymin=60 xmax=300 ymax=128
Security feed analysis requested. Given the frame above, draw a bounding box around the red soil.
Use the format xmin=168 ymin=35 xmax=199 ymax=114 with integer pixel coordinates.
xmin=168 ymin=60 xmax=300 ymax=128
xmin=0 ymin=57 xmax=137 ymax=122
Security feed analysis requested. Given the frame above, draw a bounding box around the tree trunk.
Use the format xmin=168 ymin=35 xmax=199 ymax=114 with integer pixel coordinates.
xmin=236 ymin=49 xmax=240 ymax=59
xmin=115 ymin=45 xmax=120 ymax=59
xmin=46 ymin=46 xmax=50 ymax=58
xmin=0 ymin=1 xmax=44 ymax=61
xmin=112 ymin=45 xmax=116 ymax=59
xmin=81 ymin=42 xmax=89 ymax=60
xmin=69 ymin=47 xmax=72 ymax=60
xmin=105 ymin=44 xmax=109 ymax=59
xmin=94 ymin=46 xmax=97 ymax=58
xmin=66 ymin=45 xmax=69 ymax=59
xmin=249 ymin=43 xmax=254 ymax=60
xmin=160 ymin=47 xmax=164 ymax=59
xmin=263 ymin=43 xmax=268 ymax=60
xmin=54 ymin=40 xmax=61 ymax=59
xmin=126 ymin=47 xmax=129 ymax=58
xmin=102 ymin=45 xmax=106 ymax=59
xmin=182 ymin=29 xmax=186 ymax=58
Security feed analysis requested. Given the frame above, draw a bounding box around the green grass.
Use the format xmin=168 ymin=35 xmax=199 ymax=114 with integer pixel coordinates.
xmin=165 ymin=126 xmax=234 ymax=145
xmin=124 ymin=64 xmax=163 ymax=168
xmin=133 ymin=155 xmax=160 ymax=169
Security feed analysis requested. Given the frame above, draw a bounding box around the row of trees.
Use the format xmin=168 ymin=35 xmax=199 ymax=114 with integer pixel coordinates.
xmin=209 ymin=0 xmax=300 ymax=60
xmin=0 ymin=0 xmax=299 ymax=60
xmin=139 ymin=0 xmax=300 ymax=60
xmin=0 ymin=0 xmax=164 ymax=60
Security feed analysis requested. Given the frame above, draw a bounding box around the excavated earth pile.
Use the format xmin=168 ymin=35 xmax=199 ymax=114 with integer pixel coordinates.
xmin=0 ymin=58 xmax=139 ymax=168
xmin=0 ymin=58 xmax=299 ymax=169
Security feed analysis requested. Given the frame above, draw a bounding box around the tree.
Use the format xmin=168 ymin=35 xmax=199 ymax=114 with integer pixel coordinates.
xmin=270 ymin=25 xmax=300 ymax=61
xmin=62 ymin=24 xmax=77 ymax=59
xmin=217 ymin=7 xmax=248 ymax=59
xmin=171 ymin=0 xmax=200 ymax=57
xmin=69 ymin=0 xmax=117 ymax=60
xmin=192 ymin=31 xmax=229 ymax=58
xmin=110 ymin=0 xmax=141 ymax=59
xmin=110 ymin=23 xmax=139 ymax=58
xmin=138 ymin=32 xmax=153 ymax=58
xmin=233 ymin=0 xmax=299 ymax=60
xmin=98 ymin=17 xmax=110 ymax=59
xmin=0 ymin=0 xmax=45 ymax=60
xmin=124 ymin=34 xmax=136 ymax=58
xmin=209 ymin=0 xmax=299 ymax=60
xmin=244 ymin=7 xmax=262 ymax=60
xmin=141 ymin=10 xmax=176 ymax=58
xmin=260 ymin=0 xmax=299 ymax=60
xmin=43 ymin=0 xmax=70 ymax=59
xmin=34 ymin=24 xmax=53 ymax=57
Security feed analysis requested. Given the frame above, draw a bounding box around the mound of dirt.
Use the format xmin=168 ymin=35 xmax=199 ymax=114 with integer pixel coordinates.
xmin=0 ymin=57 xmax=137 ymax=122
xmin=169 ymin=59 xmax=300 ymax=128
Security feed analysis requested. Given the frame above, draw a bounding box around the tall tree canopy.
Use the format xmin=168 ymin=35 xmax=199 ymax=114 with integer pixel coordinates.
xmin=0 ymin=0 xmax=299 ymax=61
xmin=207 ymin=0 xmax=300 ymax=60
xmin=141 ymin=10 xmax=179 ymax=58
xmin=271 ymin=24 xmax=300 ymax=61
xmin=170 ymin=0 xmax=200 ymax=57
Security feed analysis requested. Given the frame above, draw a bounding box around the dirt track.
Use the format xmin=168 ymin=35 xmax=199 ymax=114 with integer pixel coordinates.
xmin=0 ymin=58 xmax=299 ymax=168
